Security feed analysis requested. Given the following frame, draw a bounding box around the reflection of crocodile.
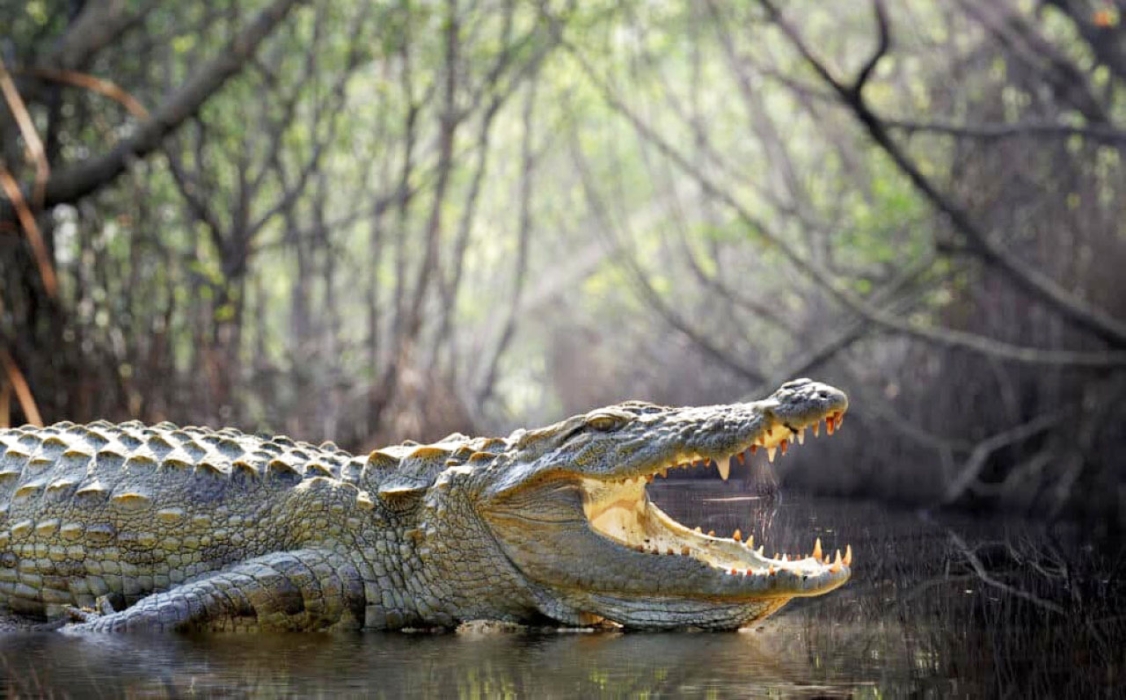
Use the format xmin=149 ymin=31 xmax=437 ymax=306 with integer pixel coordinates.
xmin=0 ymin=379 xmax=851 ymax=632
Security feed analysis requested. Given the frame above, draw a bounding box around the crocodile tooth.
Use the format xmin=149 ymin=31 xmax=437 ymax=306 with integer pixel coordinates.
xmin=747 ymin=534 xmax=753 ymax=547
xmin=707 ymin=530 xmax=715 ymax=537
xmin=735 ymin=451 xmax=745 ymax=465
xmin=750 ymin=444 xmax=758 ymax=454
xmin=756 ymin=546 xmax=764 ymax=556
xmin=813 ymin=537 xmax=823 ymax=561
xmin=767 ymin=447 xmax=777 ymax=463
xmin=717 ymin=458 xmax=730 ymax=481
xmin=694 ymin=526 xmax=702 ymax=533
xmin=836 ymin=413 xmax=845 ymax=429
xmin=812 ymin=422 xmax=820 ymax=437
xmin=826 ymin=416 xmax=836 ymax=435
xmin=732 ymin=529 xmax=742 ymax=542
xmin=844 ymin=544 xmax=853 ymax=566
xmin=796 ymin=429 xmax=805 ymax=445
xmin=780 ymin=439 xmax=788 ymax=456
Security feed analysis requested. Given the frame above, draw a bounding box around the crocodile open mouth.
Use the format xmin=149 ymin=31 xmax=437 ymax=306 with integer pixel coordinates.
xmin=580 ymin=409 xmax=852 ymax=589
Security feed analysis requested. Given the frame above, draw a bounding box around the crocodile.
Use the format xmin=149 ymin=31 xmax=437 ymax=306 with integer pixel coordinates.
xmin=0 ymin=378 xmax=851 ymax=632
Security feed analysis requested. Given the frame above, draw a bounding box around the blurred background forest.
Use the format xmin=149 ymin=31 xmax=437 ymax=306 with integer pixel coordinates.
xmin=1 ymin=0 xmax=1123 ymax=523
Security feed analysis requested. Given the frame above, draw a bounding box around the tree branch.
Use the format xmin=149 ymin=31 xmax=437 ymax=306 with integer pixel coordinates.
xmin=568 ymin=128 xmax=767 ymax=384
xmin=759 ymin=0 xmax=1126 ymax=348
xmin=38 ymin=0 xmax=150 ymax=73
xmin=564 ymin=40 xmax=1126 ymax=368
xmin=943 ymin=409 xmax=1069 ymax=504
xmin=0 ymin=347 xmax=43 ymax=427
xmin=37 ymin=0 xmax=304 ymax=208
xmin=884 ymin=118 xmax=1126 ymax=145
xmin=851 ymin=0 xmax=890 ymax=96
xmin=0 ymin=162 xmax=56 ymax=297
xmin=944 ymin=526 xmax=1066 ymax=615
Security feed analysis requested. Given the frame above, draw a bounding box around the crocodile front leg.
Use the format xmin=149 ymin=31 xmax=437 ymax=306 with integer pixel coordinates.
xmin=65 ymin=549 xmax=366 ymax=633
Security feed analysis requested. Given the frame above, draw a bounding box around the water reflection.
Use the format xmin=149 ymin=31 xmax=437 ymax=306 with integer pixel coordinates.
xmin=1 ymin=627 xmax=892 ymax=697
xmin=0 ymin=487 xmax=1121 ymax=697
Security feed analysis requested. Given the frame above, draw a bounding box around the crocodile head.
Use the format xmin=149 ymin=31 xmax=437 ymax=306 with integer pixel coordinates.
xmin=459 ymin=378 xmax=852 ymax=630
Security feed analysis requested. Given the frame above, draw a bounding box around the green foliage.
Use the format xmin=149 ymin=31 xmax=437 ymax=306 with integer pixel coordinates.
xmin=3 ymin=0 xmax=1122 ymax=518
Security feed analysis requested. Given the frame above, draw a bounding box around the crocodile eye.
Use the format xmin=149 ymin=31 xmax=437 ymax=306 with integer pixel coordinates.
xmin=585 ymin=413 xmax=628 ymax=432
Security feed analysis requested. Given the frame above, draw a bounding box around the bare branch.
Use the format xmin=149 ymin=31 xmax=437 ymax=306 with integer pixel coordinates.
xmin=15 ymin=68 xmax=149 ymax=120
xmin=38 ymin=0 xmax=150 ymax=73
xmin=476 ymin=70 xmax=539 ymax=408
xmin=851 ymin=0 xmax=890 ymax=96
xmin=945 ymin=527 xmax=1066 ymax=615
xmin=37 ymin=0 xmax=305 ymax=209
xmin=164 ymin=143 xmax=226 ymax=253
xmin=564 ymin=41 xmax=1126 ymax=368
xmin=956 ymin=0 xmax=1109 ymax=124
xmin=943 ymin=410 xmax=1069 ymax=504
xmin=749 ymin=252 xmax=937 ymax=398
xmin=758 ymin=0 xmax=1126 ymax=349
xmin=0 ymin=348 xmax=42 ymax=427
xmin=884 ymin=118 xmax=1126 ymax=145
xmin=568 ymin=127 xmax=767 ymax=384
xmin=0 ymin=161 xmax=56 ymax=298
xmin=0 ymin=56 xmax=50 ymax=207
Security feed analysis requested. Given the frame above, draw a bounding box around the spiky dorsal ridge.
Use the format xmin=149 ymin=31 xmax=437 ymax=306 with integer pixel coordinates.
xmin=0 ymin=422 xmax=359 ymax=503
xmin=1 ymin=422 xmax=516 ymax=514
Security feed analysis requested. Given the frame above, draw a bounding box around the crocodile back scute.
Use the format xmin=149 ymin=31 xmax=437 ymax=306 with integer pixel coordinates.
xmin=0 ymin=421 xmax=364 ymax=617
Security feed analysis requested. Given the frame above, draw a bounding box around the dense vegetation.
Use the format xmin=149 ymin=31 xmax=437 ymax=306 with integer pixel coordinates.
xmin=2 ymin=0 xmax=1123 ymax=522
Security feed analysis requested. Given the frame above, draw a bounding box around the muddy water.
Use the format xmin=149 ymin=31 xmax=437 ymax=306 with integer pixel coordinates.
xmin=0 ymin=485 xmax=1122 ymax=698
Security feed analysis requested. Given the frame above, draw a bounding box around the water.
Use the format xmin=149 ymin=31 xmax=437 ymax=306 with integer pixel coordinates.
xmin=1 ymin=485 xmax=1122 ymax=698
